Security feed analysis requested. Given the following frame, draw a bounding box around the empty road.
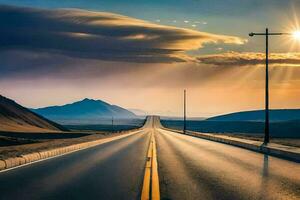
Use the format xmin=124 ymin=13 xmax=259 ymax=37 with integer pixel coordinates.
xmin=153 ymin=117 xmax=300 ymax=200
xmin=0 ymin=118 xmax=155 ymax=200
xmin=0 ymin=116 xmax=299 ymax=200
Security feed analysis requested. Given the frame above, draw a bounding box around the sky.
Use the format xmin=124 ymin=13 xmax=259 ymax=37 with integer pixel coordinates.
xmin=1 ymin=0 xmax=300 ymax=117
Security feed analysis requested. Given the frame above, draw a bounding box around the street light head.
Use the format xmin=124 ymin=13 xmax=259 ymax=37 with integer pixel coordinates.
xmin=249 ymin=32 xmax=254 ymax=37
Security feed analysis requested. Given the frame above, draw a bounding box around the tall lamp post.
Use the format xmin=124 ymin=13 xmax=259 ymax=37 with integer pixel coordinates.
xmin=183 ymin=89 xmax=186 ymax=134
xmin=249 ymin=28 xmax=296 ymax=144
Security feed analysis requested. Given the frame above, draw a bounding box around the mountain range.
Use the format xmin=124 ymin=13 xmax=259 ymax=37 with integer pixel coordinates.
xmin=31 ymin=98 xmax=137 ymax=124
xmin=207 ymin=109 xmax=300 ymax=121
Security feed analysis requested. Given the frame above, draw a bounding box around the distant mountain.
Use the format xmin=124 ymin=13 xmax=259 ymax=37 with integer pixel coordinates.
xmin=207 ymin=109 xmax=300 ymax=122
xmin=0 ymin=95 xmax=67 ymax=132
xmin=31 ymin=98 xmax=137 ymax=123
xmin=161 ymin=119 xmax=300 ymax=138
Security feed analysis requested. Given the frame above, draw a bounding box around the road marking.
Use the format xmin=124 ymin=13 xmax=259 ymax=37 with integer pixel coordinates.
xmin=141 ymin=133 xmax=152 ymax=200
xmin=151 ymin=131 xmax=160 ymax=200
xmin=141 ymin=131 xmax=160 ymax=200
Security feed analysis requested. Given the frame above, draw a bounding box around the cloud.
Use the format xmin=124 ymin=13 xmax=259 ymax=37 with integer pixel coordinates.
xmin=196 ymin=51 xmax=300 ymax=67
xmin=0 ymin=5 xmax=245 ymax=63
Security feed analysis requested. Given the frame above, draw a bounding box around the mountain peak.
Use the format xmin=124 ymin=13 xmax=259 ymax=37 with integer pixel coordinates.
xmin=32 ymin=98 xmax=137 ymax=123
xmin=80 ymin=98 xmax=97 ymax=103
xmin=82 ymin=98 xmax=94 ymax=101
xmin=77 ymin=98 xmax=110 ymax=107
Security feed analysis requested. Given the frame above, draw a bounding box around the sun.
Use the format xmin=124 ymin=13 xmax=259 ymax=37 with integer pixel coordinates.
xmin=292 ymin=31 xmax=300 ymax=40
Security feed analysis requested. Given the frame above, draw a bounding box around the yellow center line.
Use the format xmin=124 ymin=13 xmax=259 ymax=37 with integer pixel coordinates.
xmin=151 ymin=131 xmax=160 ymax=200
xmin=141 ymin=130 xmax=160 ymax=200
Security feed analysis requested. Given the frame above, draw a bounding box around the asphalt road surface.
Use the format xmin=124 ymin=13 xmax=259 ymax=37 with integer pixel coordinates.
xmin=0 ymin=122 xmax=153 ymax=200
xmin=0 ymin=116 xmax=299 ymax=200
xmin=155 ymin=127 xmax=300 ymax=200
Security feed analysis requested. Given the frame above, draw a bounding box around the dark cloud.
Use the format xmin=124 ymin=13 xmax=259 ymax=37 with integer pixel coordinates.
xmin=0 ymin=49 xmax=229 ymax=88
xmin=196 ymin=52 xmax=300 ymax=67
xmin=0 ymin=50 xmax=147 ymax=79
xmin=0 ymin=5 xmax=244 ymax=63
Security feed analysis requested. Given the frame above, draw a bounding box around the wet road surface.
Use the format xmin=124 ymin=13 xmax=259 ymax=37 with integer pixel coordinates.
xmin=0 ymin=116 xmax=299 ymax=200
xmin=0 ymin=129 xmax=151 ymax=200
xmin=155 ymin=128 xmax=300 ymax=200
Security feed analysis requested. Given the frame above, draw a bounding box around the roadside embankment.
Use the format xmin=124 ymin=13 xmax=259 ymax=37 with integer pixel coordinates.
xmin=0 ymin=128 xmax=142 ymax=171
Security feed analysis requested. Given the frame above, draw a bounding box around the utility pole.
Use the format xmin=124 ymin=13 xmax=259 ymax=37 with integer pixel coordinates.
xmin=183 ymin=89 xmax=186 ymax=134
xmin=249 ymin=28 xmax=293 ymax=144
xmin=111 ymin=116 xmax=114 ymax=132
xmin=265 ymin=28 xmax=270 ymax=144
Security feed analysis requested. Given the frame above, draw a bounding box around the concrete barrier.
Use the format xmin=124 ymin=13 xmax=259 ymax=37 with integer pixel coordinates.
xmin=3 ymin=157 xmax=26 ymax=168
xmin=4 ymin=158 xmax=18 ymax=168
xmin=18 ymin=157 xmax=26 ymax=165
xmin=160 ymin=127 xmax=300 ymax=163
xmin=39 ymin=151 xmax=48 ymax=159
xmin=21 ymin=152 xmax=41 ymax=164
xmin=0 ymin=160 xmax=5 ymax=170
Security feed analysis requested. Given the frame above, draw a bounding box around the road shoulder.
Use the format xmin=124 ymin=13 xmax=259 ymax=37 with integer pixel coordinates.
xmin=0 ymin=129 xmax=142 ymax=172
xmin=161 ymin=127 xmax=300 ymax=163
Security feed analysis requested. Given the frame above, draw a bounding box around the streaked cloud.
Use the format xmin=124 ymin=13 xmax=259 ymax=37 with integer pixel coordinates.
xmin=0 ymin=5 xmax=245 ymax=63
xmin=196 ymin=51 xmax=300 ymax=67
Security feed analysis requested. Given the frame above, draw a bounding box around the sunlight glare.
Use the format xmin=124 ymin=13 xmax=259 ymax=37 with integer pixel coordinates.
xmin=293 ymin=31 xmax=300 ymax=40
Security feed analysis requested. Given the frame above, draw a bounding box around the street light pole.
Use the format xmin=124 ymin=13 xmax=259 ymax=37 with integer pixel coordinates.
xmin=249 ymin=29 xmax=291 ymax=144
xmin=183 ymin=89 xmax=186 ymax=134
xmin=265 ymin=28 xmax=270 ymax=144
xmin=112 ymin=116 xmax=114 ymax=132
